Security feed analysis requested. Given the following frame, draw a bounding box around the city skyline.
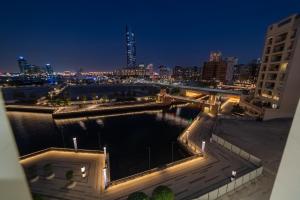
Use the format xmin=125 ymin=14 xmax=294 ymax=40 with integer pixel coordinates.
xmin=0 ymin=0 xmax=299 ymax=72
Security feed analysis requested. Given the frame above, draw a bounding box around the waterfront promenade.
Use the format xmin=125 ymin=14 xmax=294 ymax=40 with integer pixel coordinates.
xmin=20 ymin=112 xmax=258 ymax=200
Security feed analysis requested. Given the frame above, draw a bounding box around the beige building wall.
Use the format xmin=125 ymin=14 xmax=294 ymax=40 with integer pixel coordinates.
xmin=255 ymin=14 xmax=300 ymax=120
xmin=270 ymin=100 xmax=300 ymax=199
xmin=0 ymin=91 xmax=32 ymax=200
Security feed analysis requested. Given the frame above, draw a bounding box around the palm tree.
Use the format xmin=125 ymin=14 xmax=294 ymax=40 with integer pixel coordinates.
xmin=152 ymin=186 xmax=174 ymax=200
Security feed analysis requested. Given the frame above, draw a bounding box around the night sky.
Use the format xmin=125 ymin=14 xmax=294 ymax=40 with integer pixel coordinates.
xmin=0 ymin=0 xmax=299 ymax=72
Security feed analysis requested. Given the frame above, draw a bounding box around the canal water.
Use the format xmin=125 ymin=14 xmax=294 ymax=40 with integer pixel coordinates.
xmin=7 ymin=106 xmax=199 ymax=180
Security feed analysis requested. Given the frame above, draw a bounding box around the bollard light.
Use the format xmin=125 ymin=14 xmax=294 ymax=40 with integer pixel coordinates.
xmin=73 ymin=137 xmax=78 ymax=151
xmin=103 ymin=167 xmax=107 ymax=189
xmin=81 ymin=166 xmax=86 ymax=173
xmin=202 ymin=141 xmax=206 ymax=152
xmin=232 ymin=170 xmax=237 ymax=177
xmin=103 ymin=146 xmax=107 ymax=158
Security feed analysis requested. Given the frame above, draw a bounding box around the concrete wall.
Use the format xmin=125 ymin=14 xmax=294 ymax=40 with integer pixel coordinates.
xmin=0 ymin=92 xmax=32 ymax=200
xmin=270 ymin=100 xmax=300 ymax=199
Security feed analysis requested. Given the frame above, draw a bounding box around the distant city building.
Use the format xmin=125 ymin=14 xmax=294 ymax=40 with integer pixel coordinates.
xmin=253 ymin=14 xmax=300 ymax=119
xmin=248 ymin=59 xmax=261 ymax=83
xmin=114 ymin=64 xmax=150 ymax=78
xmin=126 ymin=25 xmax=136 ymax=68
xmin=17 ymin=57 xmax=55 ymax=76
xmin=172 ymin=66 xmax=201 ymax=82
xmin=225 ymin=57 xmax=238 ymax=83
xmin=202 ymin=52 xmax=227 ymax=83
xmin=158 ymin=65 xmax=171 ymax=80
xmin=17 ymin=56 xmax=28 ymax=74
xmin=45 ymin=64 xmax=53 ymax=75
xmin=209 ymin=51 xmax=222 ymax=62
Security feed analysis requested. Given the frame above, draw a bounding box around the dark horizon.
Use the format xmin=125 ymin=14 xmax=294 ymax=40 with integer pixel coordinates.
xmin=0 ymin=0 xmax=299 ymax=72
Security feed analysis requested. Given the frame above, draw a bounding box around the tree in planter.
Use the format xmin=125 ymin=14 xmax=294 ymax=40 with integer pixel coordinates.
xmin=32 ymin=193 xmax=43 ymax=200
xmin=65 ymin=170 xmax=73 ymax=182
xmin=26 ymin=165 xmax=39 ymax=182
xmin=43 ymin=163 xmax=54 ymax=178
xmin=127 ymin=192 xmax=149 ymax=200
xmin=152 ymin=185 xmax=174 ymax=200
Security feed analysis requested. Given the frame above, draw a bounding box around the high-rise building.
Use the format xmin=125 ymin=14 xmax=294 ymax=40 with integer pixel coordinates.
xmin=225 ymin=57 xmax=238 ymax=83
xmin=172 ymin=66 xmax=201 ymax=82
xmin=17 ymin=56 xmax=28 ymax=74
xmin=126 ymin=25 xmax=136 ymax=68
xmin=202 ymin=52 xmax=228 ymax=83
xmin=158 ymin=65 xmax=171 ymax=80
xmin=45 ymin=64 xmax=53 ymax=75
xmin=209 ymin=51 xmax=222 ymax=62
xmin=254 ymin=14 xmax=300 ymax=119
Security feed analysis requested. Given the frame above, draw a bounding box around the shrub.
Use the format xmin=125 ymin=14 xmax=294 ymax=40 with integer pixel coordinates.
xmin=152 ymin=185 xmax=174 ymax=200
xmin=65 ymin=170 xmax=73 ymax=181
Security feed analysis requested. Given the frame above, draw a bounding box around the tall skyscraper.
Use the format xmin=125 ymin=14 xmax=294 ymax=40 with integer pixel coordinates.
xmin=126 ymin=25 xmax=136 ymax=68
xmin=254 ymin=14 xmax=300 ymax=119
xmin=45 ymin=64 xmax=53 ymax=75
xmin=17 ymin=56 xmax=28 ymax=73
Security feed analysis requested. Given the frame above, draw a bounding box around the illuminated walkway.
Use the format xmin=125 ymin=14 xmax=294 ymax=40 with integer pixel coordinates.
xmin=20 ymin=149 xmax=105 ymax=199
xmin=20 ymin=113 xmax=257 ymax=200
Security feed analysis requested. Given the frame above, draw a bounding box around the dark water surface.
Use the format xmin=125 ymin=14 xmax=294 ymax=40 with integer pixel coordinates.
xmin=8 ymin=106 xmax=199 ymax=180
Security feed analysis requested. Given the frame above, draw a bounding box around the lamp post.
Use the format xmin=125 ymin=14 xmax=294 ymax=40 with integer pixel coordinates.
xmin=171 ymin=141 xmax=174 ymax=162
xmin=148 ymin=146 xmax=151 ymax=169
xmin=202 ymin=141 xmax=206 ymax=153
xmin=104 ymin=146 xmax=107 ymax=159
xmin=60 ymin=125 xmax=66 ymax=148
xmin=73 ymin=137 xmax=78 ymax=151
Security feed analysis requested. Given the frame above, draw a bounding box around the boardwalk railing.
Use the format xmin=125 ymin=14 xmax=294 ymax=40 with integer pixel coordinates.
xmin=191 ymin=134 xmax=263 ymax=200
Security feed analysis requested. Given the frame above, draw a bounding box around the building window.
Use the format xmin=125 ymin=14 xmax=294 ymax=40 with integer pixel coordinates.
xmin=264 ymin=56 xmax=269 ymax=63
xmin=265 ymin=47 xmax=271 ymax=54
xmin=271 ymin=54 xmax=282 ymax=62
xmin=268 ymin=64 xmax=280 ymax=71
xmin=280 ymin=63 xmax=288 ymax=72
xmin=290 ymin=29 xmax=297 ymax=39
xmin=268 ymin=37 xmax=273 ymax=45
xmin=275 ymin=32 xmax=288 ymax=43
xmin=273 ymin=43 xmax=285 ymax=53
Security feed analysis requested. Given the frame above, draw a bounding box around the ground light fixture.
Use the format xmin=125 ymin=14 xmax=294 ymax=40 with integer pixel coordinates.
xmin=73 ymin=137 xmax=78 ymax=151
xmin=81 ymin=166 xmax=87 ymax=178
xmin=202 ymin=141 xmax=206 ymax=152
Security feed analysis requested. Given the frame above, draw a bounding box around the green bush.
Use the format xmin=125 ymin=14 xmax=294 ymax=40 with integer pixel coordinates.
xmin=32 ymin=193 xmax=43 ymax=200
xmin=152 ymin=186 xmax=174 ymax=200
xmin=65 ymin=170 xmax=73 ymax=181
xmin=127 ymin=192 xmax=149 ymax=200
xmin=43 ymin=163 xmax=52 ymax=175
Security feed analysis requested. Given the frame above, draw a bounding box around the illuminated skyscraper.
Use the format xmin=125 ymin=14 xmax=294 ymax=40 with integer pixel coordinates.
xmin=126 ymin=25 xmax=136 ymax=68
xmin=17 ymin=56 xmax=28 ymax=73
xmin=45 ymin=64 xmax=53 ymax=74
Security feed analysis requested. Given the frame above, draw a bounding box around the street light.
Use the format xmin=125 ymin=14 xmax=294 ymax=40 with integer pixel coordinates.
xmin=148 ymin=146 xmax=151 ymax=169
xmin=103 ymin=146 xmax=107 ymax=159
xmin=73 ymin=137 xmax=78 ymax=151
xmin=60 ymin=125 xmax=66 ymax=148
xmin=201 ymin=141 xmax=206 ymax=153
xmin=171 ymin=141 xmax=175 ymax=162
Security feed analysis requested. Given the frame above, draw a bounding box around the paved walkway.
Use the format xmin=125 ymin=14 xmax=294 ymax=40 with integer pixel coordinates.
xmin=20 ymin=150 xmax=105 ymax=200
xmin=21 ymin=114 xmax=258 ymax=200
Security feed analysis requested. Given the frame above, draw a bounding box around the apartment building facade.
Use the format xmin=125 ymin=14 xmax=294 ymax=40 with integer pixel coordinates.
xmin=254 ymin=14 xmax=300 ymax=119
